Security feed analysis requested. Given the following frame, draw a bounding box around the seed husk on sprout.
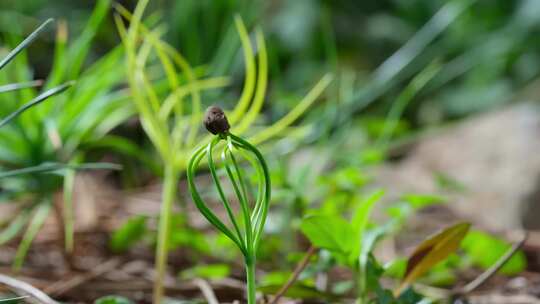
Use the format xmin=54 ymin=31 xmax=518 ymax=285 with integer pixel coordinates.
xmin=203 ymin=105 xmax=230 ymax=135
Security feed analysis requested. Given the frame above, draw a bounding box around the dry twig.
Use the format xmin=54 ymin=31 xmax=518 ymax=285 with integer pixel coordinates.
xmin=0 ymin=273 xmax=58 ymax=304
xmin=269 ymin=246 xmax=318 ymax=304
xmin=44 ymin=258 xmax=121 ymax=296
xmin=457 ymin=231 xmax=528 ymax=295
xmin=193 ymin=278 xmax=219 ymax=304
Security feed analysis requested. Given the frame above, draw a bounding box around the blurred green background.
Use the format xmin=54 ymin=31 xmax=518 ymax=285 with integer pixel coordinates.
xmin=2 ymin=0 xmax=540 ymax=128
xmin=0 ymin=1 xmax=538 ymax=301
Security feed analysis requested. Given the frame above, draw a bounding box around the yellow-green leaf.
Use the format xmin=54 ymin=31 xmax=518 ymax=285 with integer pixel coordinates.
xmin=395 ymin=222 xmax=470 ymax=296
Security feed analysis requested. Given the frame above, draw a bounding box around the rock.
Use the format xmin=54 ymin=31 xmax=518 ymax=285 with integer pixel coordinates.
xmin=374 ymin=103 xmax=540 ymax=231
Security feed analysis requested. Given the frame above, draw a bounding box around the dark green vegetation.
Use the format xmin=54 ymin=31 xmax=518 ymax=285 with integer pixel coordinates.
xmin=0 ymin=0 xmax=537 ymax=303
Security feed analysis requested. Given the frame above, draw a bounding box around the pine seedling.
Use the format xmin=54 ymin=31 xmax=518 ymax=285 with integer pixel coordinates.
xmin=187 ymin=106 xmax=271 ymax=304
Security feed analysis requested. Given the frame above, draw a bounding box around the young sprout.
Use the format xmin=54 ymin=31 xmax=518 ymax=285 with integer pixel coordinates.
xmin=187 ymin=106 xmax=271 ymax=304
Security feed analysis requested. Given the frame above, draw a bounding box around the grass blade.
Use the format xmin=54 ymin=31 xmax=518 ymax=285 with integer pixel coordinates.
xmin=0 ymin=210 xmax=31 ymax=245
xmin=63 ymin=163 xmax=77 ymax=253
xmin=0 ymin=80 xmax=43 ymax=94
xmin=250 ymin=74 xmax=333 ymax=144
xmin=0 ymin=81 xmax=74 ymax=128
xmin=0 ymin=162 xmax=121 ymax=179
xmin=13 ymin=202 xmax=52 ymax=270
xmin=0 ymin=18 xmax=54 ymax=71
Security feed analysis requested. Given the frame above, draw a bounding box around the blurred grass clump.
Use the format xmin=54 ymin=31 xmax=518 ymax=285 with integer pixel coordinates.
xmin=0 ymin=0 xmax=131 ymax=268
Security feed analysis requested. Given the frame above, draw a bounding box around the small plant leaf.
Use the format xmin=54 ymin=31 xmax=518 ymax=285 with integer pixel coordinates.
xmin=300 ymin=214 xmax=354 ymax=254
xmin=94 ymin=296 xmax=133 ymax=304
xmin=109 ymin=216 xmax=147 ymax=253
xmin=350 ymin=189 xmax=384 ymax=264
xmin=401 ymin=194 xmax=446 ymax=209
xmin=179 ymin=264 xmax=231 ymax=280
xmin=258 ymin=284 xmax=337 ymax=301
xmin=461 ymin=230 xmax=527 ymax=275
xmin=395 ymin=222 xmax=470 ymax=296
xmin=0 ymin=81 xmax=74 ymax=129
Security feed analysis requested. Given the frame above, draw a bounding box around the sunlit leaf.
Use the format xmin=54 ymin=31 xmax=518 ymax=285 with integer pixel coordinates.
xmin=94 ymin=296 xmax=133 ymax=304
xmin=179 ymin=264 xmax=231 ymax=280
xmin=109 ymin=216 xmax=147 ymax=253
xmin=258 ymin=284 xmax=337 ymax=301
xmin=401 ymin=194 xmax=446 ymax=209
xmin=462 ymin=230 xmax=526 ymax=275
xmin=300 ymin=214 xmax=354 ymax=254
xmin=350 ymin=190 xmax=384 ymax=264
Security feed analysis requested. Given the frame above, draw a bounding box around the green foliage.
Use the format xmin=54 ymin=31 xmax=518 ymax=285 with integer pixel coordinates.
xmin=301 ymin=214 xmax=353 ymax=256
xmin=180 ymin=264 xmax=231 ymax=280
xmin=0 ymin=7 xmax=125 ymax=268
xmin=301 ymin=190 xmax=384 ymax=265
xmin=94 ymin=296 xmax=133 ymax=304
xmin=363 ymin=254 xmax=426 ymax=304
xmin=188 ymin=131 xmax=272 ymax=304
xmin=0 ymin=0 xmax=132 ymax=269
xmin=301 ymin=190 xmax=386 ymax=301
xmin=117 ymin=1 xmax=330 ymax=301
xmin=258 ymin=284 xmax=337 ymax=301
xmin=462 ymin=230 xmax=527 ymax=275
xmin=0 ymin=1 xmax=534 ymax=303
xmin=109 ymin=216 xmax=148 ymax=253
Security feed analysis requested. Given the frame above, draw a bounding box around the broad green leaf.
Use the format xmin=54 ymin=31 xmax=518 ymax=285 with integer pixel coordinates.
xmin=94 ymin=296 xmax=133 ymax=304
xmin=300 ymin=214 xmax=354 ymax=254
xmin=109 ymin=216 xmax=147 ymax=253
xmin=384 ymin=258 xmax=407 ymax=278
xmin=258 ymin=284 xmax=337 ymax=301
xmin=260 ymin=271 xmax=295 ymax=286
xmin=462 ymin=230 xmax=526 ymax=275
xmin=179 ymin=264 xmax=231 ymax=280
xmin=401 ymin=194 xmax=446 ymax=209
xmin=350 ymin=189 xmax=385 ymax=262
xmin=395 ymin=222 xmax=470 ymax=296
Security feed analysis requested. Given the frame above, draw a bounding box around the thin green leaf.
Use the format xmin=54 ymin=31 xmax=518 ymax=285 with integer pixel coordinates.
xmin=0 ymin=162 xmax=120 ymax=179
xmin=0 ymin=19 xmax=53 ymax=71
xmin=63 ymin=159 xmax=78 ymax=253
xmin=376 ymin=61 xmax=441 ymax=147
xmin=0 ymin=80 xmax=43 ymax=94
xmin=0 ymin=81 xmax=74 ymax=128
xmin=14 ymin=202 xmax=52 ymax=270
xmin=0 ymin=210 xmax=31 ymax=245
